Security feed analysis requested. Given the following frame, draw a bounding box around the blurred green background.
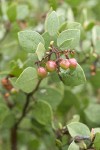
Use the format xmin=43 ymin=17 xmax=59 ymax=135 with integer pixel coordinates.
xmin=0 ymin=0 xmax=100 ymax=150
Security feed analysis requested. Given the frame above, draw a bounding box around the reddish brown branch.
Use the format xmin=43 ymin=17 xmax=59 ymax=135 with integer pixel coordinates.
xmin=10 ymin=79 xmax=42 ymax=150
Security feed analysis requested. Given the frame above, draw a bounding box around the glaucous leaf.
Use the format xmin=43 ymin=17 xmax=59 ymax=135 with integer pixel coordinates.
xmin=60 ymin=64 xmax=86 ymax=86
xmin=17 ymin=4 xmax=29 ymax=20
xmin=84 ymin=104 xmax=100 ymax=125
xmin=32 ymin=101 xmax=53 ymax=125
xmin=35 ymin=87 xmax=63 ymax=110
xmin=67 ymin=122 xmax=90 ymax=137
xmin=68 ymin=141 xmax=79 ymax=150
xmin=15 ymin=67 xmax=38 ymax=93
xmin=0 ymin=104 xmax=9 ymax=124
xmin=18 ymin=30 xmax=45 ymax=53
xmin=45 ymin=11 xmax=59 ymax=36
xmin=36 ymin=42 xmax=46 ymax=61
xmin=57 ymin=29 xmax=80 ymax=49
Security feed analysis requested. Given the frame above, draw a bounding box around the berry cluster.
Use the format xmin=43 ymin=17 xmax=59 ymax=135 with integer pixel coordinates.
xmin=1 ymin=77 xmax=18 ymax=99
xmin=37 ymin=58 xmax=77 ymax=78
xmin=1 ymin=77 xmax=13 ymax=91
xmin=37 ymin=60 xmax=57 ymax=78
xmin=36 ymin=42 xmax=78 ymax=79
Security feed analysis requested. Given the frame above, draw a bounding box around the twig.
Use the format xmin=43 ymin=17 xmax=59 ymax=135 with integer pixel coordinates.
xmin=10 ymin=79 xmax=42 ymax=150
xmin=15 ymin=79 xmax=42 ymax=127
xmin=87 ymin=136 xmax=95 ymax=149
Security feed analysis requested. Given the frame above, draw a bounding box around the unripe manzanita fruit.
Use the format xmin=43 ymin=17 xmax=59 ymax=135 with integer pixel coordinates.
xmin=59 ymin=59 xmax=70 ymax=70
xmin=69 ymin=58 xmax=77 ymax=69
xmin=37 ymin=67 xmax=47 ymax=78
xmin=1 ymin=78 xmax=7 ymax=85
xmin=1 ymin=78 xmax=13 ymax=90
xmin=46 ymin=60 xmax=57 ymax=72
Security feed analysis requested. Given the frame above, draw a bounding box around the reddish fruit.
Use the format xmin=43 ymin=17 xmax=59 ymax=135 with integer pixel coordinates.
xmin=59 ymin=59 xmax=70 ymax=70
xmin=1 ymin=78 xmax=7 ymax=85
xmin=37 ymin=67 xmax=47 ymax=78
xmin=4 ymin=92 xmax=10 ymax=99
xmin=46 ymin=60 xmax=57 ymax=72
xmin=1 ymin=78 xmax=13 ymax=91
xmin=69 ymin=58 xmax=77 ymax=69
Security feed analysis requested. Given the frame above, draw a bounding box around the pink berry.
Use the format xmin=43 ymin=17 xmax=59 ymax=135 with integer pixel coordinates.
xmin=37 ymin=67 xmax=47 ymax=78
xmin=59 ymin=59 xmax=70 ymax=70
xmin=69 ymin=58 xmax=77 ymax=69
xmin=46 ymin=60 xmax=57 ymax=72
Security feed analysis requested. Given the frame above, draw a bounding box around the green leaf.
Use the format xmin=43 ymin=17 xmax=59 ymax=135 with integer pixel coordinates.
xmin=9 ymin=77 xmax=17 ymax=88
xmin=95 ymin=40 xmax=100 ymax=55
xmin=35 ymin=87 xmax=63 ymax=110
xmin=32 ymin=101 xmax=53 ymax=125
xmin=94 ymin=128 xmax=100 ymax=133
xmin=26 ymin=53 xmax=38 ymax=68
xmin=90 ymin=71 xmax=100 ymax=89
xmin=68 ymin=141 xmax=79 ymax=150
xmin=42 ymin=32 xmax=51 ymax=49
xmin=36 ymin=42 xmax=46 ymax=61
xmin=92 ymin=25 xmax=100 ymax=46
xmin=65 ymin=0 xmax=81 ymax=6
xmin=84 ymin=104 xmax=100 ymax=125
xmin=67 ymin=122 xmax=90 ymax=137
xmin=57 ymin=29 xmax=80 ymax=49
xmin=94 ymin=133 xmax=100 ymax=150
xmin=55 ymin=139 xmax=62 ymax=147
xmin=0 ymin=104 xmax=9 ymax=124
xmin=58 ymin=15 xmax=65 ymax=26
xmin=58 ymin=88 xmax=80 ymax=113
xmin=2 ymin=112 xmax=16 ymax=129
xmin=84 ymin=21 xmax=95 ymax=31
xmin=58 ymin=22 xmax=81 ymax=33
xmin=66 ymin=22 xmax=81 ymax=30
xmin=48 ymin=0 xmax=57 ymax=10
xmin=45 ymin=11 xmax=59 ymax=36
xmin=58 ymin=22 xmax=67 ymax=33
xmin=18 ymin=30 xmax=45 ymax=53
xmin=17 ymin=4 xmax=29 ymax=20
xmin=15 ymin=67 xmax=38 ymax=93
xmin=7 ymin=3 xmax=17 ymax=22
xmin=59 ymin=38 xmax=73 ymax=50
xmin=60 ymin=64 xmax=86 ymax=86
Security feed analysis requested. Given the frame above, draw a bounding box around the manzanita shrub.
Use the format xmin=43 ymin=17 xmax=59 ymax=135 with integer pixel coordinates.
xmin=0 ymin=0 xmax=100 ymax=150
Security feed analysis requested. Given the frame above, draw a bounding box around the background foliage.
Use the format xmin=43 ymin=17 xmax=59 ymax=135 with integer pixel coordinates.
xmin=0 ymin=0 xmax=100 ymax=150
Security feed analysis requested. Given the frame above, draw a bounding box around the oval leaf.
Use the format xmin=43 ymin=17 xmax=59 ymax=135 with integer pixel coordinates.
xmin=0 ymin=104 xmax=9 ymax=124
xmin=57 ymin=29 xmax=80 ymax=49
xmin=32 ymin=101 xmax=53 ymax=125
xmin=59 ymin=38 xmax=73 ymax=50
xmin=68 ymin=141 xmax=79 ymax=150
xmin=67 ymin=122 xmax=90 ymax=137
xmin=94 ymin=133 xmax=100 ymax=150
xmin=36 ymin=42 xmax=46 ymax=61
xmin=15 ymin=67 xmax=38 ymax=93
xmin=45 ymin=11 xmax=59 ymax=36
xmin=84 ymin=104 xmax=100 ymax=125
xmin=60 ymin=64 xmax=86 ymax=86
xmin=18 ymin=30 xmax=45 ymax=53
xmin=35 ymin=87 xmax=63 ymax=110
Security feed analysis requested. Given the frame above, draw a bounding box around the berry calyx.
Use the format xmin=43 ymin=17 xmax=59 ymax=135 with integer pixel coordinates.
xmin=69 ymin=58 xmax=77 ymax=69
xmin=59 ymin=59 xmax=70 ymax=70
xmin=46 ymin=60 xmax=57 ymax=72
xmin=37 ymin=67 xmax=47 ymax=78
